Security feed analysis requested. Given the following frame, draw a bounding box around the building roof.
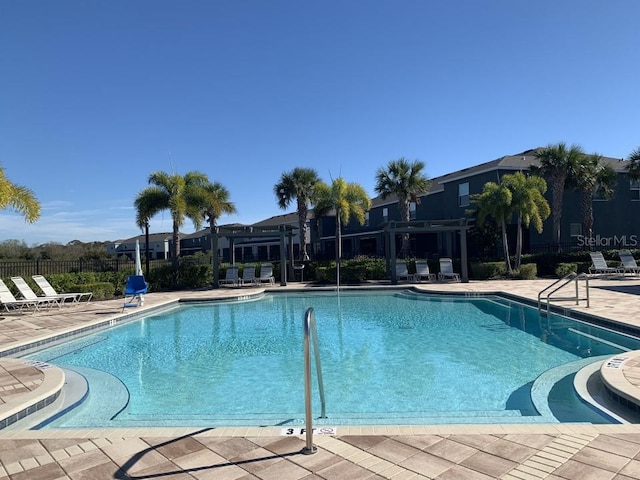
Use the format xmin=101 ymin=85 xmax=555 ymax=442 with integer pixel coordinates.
xmin=252 ymin=212 xmax=299 ymax=227
xmin=117 ymin=232 xmax=173 ymax=243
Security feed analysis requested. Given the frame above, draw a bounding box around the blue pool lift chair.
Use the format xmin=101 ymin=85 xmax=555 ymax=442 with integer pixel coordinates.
xmin=123 ymin=275 xmax=148 ymax=309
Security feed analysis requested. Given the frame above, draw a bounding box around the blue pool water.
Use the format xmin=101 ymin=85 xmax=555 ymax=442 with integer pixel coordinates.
xmin=25 ymin=290 xmax=640 ymax=428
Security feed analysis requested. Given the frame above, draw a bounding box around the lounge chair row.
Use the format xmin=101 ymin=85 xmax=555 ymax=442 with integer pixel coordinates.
xmin=589 ymin=250 xmax=640 ymax=276
xmin=219 ymin=264 xmax=275 ymax=287
xmin=396 ymin=258 xmax=460 ymax=283
xmin=1 ymin=275 xmax=92 ymax=313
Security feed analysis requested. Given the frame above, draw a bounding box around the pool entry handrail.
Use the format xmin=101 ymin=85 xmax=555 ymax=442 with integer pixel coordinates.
xmin=538 ymin=272 xmax=590 ymax=315
xmin=302 ymin=307 xmax=326 ymax=455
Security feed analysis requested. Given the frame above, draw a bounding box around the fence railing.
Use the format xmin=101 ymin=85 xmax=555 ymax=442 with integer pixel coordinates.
xmin=0 ymin=259 xmax=172 ymax=278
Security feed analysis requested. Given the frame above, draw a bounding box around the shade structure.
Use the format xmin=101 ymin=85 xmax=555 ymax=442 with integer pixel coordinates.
xmin=135 ymin=240 xmax=143 ymax=276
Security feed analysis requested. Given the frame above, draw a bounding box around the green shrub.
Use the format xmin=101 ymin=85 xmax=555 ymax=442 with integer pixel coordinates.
xmin=470 ymin=261 xmax=506 ymax=280
xmin=75 ymin=282 xmax=115 ymax=300
xmin=555 ymin=262 xmax=577 ymax=277
xmin=512 ymin=263 xmax=537 ymax=280
xmin=177 ymin=256 xmax=212 ymax=289
xmin=340 ymin=257 xmax=387 ymax=283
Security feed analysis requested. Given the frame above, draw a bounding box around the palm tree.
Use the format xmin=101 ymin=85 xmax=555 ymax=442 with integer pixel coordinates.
xmin=501 ymin=172 xmax=550 ymax=269
xmin=133 ymin=193 xmax=157 ymax=278
xmin=313 ymin=177 xmax=371 ymax=282
xmin=626 ymin=146 xmax=640 ymax=180
xmin=471 ymin=181 xmax=513 ymax=273
xmin=0 ymin=165 xmax=40 ymax=223
xmin=192 ymin=181 xmax=236 ymax=232
xmin=273 ymin=167 xmax=320 ymax=261
xmin=374 ymin=158 xmax=430 ymax=257
xmin=532 ymin=142 xmax=584 ymax=248
xmin=134 ymin=170 xmax=209 ymax=283
xmin=573 ymin=153 xmax=617 ymax=239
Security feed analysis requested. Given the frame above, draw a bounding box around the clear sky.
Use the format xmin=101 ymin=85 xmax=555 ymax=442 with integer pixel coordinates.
xmin=1 ymin=1 xmax=639 ymax=246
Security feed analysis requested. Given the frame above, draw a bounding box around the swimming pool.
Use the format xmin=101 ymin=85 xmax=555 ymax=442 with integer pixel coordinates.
xmin=24 ymin=290 xmax=640 ymax=428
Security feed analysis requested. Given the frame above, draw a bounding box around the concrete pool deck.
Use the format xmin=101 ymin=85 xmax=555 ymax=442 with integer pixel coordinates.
xmin=2 ymin=278 xmax=640 ymax=478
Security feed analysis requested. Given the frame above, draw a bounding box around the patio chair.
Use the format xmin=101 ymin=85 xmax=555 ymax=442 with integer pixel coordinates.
xmin=395 ymin=261 xmax=412 ymax=282
xmin=414 ymin=260 xmax=436 ymax=283
xmin=219 ymin=265 xmax=240 ymax=287
xmin=11 ymin=276 xmax=62 ymax=309
xmin=589 ymin=251 xmax=622 ymax=275
xmin=618 ymin=250 xmax=640 ymax=275
xmin=438 ymin=258 xmax=461 ymax=282
xmin=123 ymin=275 xmax=148 ymax=308
xmin=0 ymin=279 xmax=52 ymax=313
xmin=32 ymin=275 xmax=93 ymax=304
xmin=257 ymin=264 xmax=275 ymax=285
xmin=240 ymin=265 xmax=258 ymax=286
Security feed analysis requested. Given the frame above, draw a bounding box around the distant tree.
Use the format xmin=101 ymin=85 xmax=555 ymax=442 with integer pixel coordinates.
xmin=274 ymin=167 xmax=320 ymax=261
xmin=501 ymin=172 xmax=550 ymax=269
xmin=532 ymin=143 xmax=584 ymax=248
xmin=0 ymin=239 xmax=31 ymax=259
xmin=572 ymin=153 xmax=617 ymax=238
xmin=626 ymin=146 xmax=640 ymax=180
xmin=313 ymin=177 xmax=371 ymax=282
xmin=471 ymin=181 xmax=513 ymax=273
xmin=0 ymin=165 xmax=40 ymax=223
xmin=134 ymin=171 xmax=209 ymax=284
xmin=374 ymin=158 xmax=430 ymax=257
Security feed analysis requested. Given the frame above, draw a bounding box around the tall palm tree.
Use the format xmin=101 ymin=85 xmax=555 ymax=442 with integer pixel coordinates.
xmin=374 ymin=158 xmax=430 ymax=257
xmin=532 ymin=142 xmax=584 ymax=248
xmin=273 ymin=167 xmax=320 ymax=261
xmin=471 ymin=181 xmax=513 ymax=273
xmin=134 ymin=170 xmax=209 ymax=283
xmin=501 ymin=172 xmax=550 ymax=269
xmin=573 ymin=153 xmax=617 ymax=239
xmin=313 ymin=177 xmax=371 ymax=282
xmin=626 ymin=146 xmax=640 ymax=180
xmin=133 ymin=193 xmax=158 ymax=278
xmin=0 ymin=165 xmax=40 ymax=223
xmin=191 ymin=181 xmax=236 ymax=232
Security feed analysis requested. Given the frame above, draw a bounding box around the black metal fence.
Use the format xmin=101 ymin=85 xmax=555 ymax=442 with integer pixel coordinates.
xmin=0 ymin=259 xmax=172 ymax=278
xmin=527 ymin=242 xmax=589 ymax=255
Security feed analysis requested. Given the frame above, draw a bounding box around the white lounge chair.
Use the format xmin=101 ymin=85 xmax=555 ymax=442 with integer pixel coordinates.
xmin=219 ymin=265 xmax=240 ymax=287
xmin=0 ymin=279 xmax=52 ymax=313
xmin=618 ymin=250 xmax=640 ymax=275
xmin=589 ymin=252 xmax=622 ymax=276
xmin=11 ymin=276 xmax=63 ymax=308
xmin=438 ymin=258 xmax=461 ymax=282
xmin=395 ymin=261 xmax=412 ymax=282
xmin=414 ymin=260 xmax=436 ymax=283
xmin=240 ymin=265 xmax=258 ymax=286
xmin=257 ymin=264 xmax=275 ymax=285
xmin=32 ymin=275 xmax=92 ymax=304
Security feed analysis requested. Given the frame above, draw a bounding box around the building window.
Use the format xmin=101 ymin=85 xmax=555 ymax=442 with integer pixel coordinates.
xmin=570 ymin=223 xmax=582 ymax=237
xmin=631 ymin=179 xmax=640 ymax=201
xmin=458 ymin=183 xmax=470 ymax=207
xmin=365 ymin=211 xmax=369 ymax=226
xmin=382 ymin=207 xmax=388 ymax=222
xmin=409 ymin=202 xmax=416 ymax=220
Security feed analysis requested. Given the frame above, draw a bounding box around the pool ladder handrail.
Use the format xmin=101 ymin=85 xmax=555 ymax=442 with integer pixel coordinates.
xmin=302 ymin=307 xmax=327 ymax=455
xmin=537 ymin=272 xmax=590 ymax=316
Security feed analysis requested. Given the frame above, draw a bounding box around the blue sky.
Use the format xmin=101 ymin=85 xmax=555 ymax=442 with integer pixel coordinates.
xmin=1 ymin=1 xmax=639 ymax=245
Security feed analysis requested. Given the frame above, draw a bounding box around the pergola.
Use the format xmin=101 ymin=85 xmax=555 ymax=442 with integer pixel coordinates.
xmin=211 ymin=225 xmax=297 ymax=287
xmin=384 ymin=218 xmax=473 ymax=283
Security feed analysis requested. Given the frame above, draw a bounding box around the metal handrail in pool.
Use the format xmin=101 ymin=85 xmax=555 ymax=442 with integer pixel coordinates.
xmin=302 ymin=307 xmax=326 ymax=455
xmin=538 ymin=272 xmax=590 ymax=315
